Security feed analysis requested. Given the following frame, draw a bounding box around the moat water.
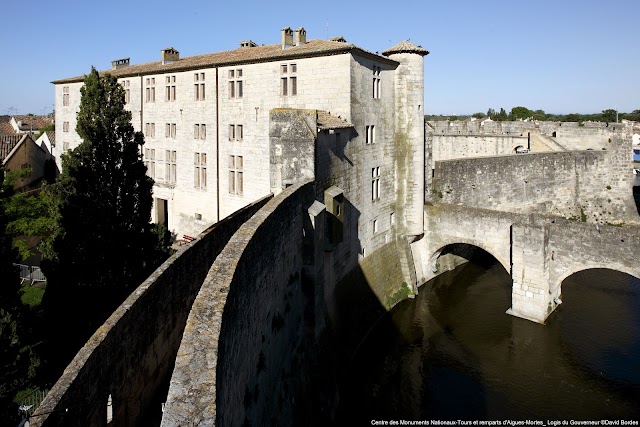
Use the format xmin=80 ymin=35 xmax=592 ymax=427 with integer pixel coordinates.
xmin=336 ymin=255 xmax=640 ymax=422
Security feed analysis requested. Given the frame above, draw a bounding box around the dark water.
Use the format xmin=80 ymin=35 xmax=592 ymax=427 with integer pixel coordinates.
xmin=336 ymin=258 xmax=640 ymax=422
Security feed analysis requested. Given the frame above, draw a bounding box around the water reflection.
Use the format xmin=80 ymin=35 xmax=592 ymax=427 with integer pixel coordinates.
xmin=336 ymin=256 xmax=640 ymax=422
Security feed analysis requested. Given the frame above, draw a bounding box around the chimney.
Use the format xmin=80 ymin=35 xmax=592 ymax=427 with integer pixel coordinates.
xmin=295 ymin=27 xmax=307 ymax=46
xmin=240 ymin=40 xmax=258 ymax=48
xmin=281 ymin=27 xmax=293 ymax=49
xmin=161 ymin=47 xmax=180 ymax=65
xmin=111 ymin=58 xmax=130 ymax=70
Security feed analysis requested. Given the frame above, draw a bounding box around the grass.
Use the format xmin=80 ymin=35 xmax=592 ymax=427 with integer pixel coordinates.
xmin=21 ymin=284 xmax=45 ymax=308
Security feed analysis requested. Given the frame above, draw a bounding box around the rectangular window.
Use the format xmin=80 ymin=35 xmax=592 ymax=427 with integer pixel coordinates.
xmin=290 ymin=76 xmax=297 ymax=96
xmin=165 ymin=150 xmax=177 ymax=184
xmin=280 ymin=63 xmax=297 ymax=96
xmin=228 ymin=124 xmax=242 ymax=141
xmin=373 ymin=219 xmax=378 ymax=233
xmin=229 ymin=155 xmax=243 ymax=195
xmin=373 ymin=66 xmax=381 ymax=99
xmin=372 ymin=166 xmax=381 ymax=200
xmin=194 ymin=73 xmax=205 ymax=101
xmin=121 ymin=80 xmax=130 ymax=104
xmin=365 ymin=125 xmax=376 ymax=144
xmin=194 ymin=152 xmax=207 ymax=189
xmin=144 ymin=148 xmax=156 ymax=179
xmin=63 ymin=121 xmax=69 ymax=132
xmin=166 ymin=75 xmax=176 ymax=101
xmin=228 ymin=69 xmax=243 ymax=99
xmin=194 ymin=124 xmax=206 ymax=140
xmin=166 ymin=123 xmax=176 ymax=138
xmin=145 ymin=77 xmax=156 ymax=103
xmin=63 ymin=86 xmax=70 ymax=106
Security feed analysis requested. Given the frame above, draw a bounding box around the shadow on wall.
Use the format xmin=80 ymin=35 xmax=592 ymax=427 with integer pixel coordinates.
xmin=161 ymin=182 xmax=412 ymax=426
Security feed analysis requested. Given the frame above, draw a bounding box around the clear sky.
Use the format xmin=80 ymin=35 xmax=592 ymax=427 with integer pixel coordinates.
xmin=1 ymin=0 xmax=638 ymax=116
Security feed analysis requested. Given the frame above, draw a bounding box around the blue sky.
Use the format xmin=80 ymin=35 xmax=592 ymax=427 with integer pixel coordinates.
xmin=1 ymin=0 xmax=638 ymax=116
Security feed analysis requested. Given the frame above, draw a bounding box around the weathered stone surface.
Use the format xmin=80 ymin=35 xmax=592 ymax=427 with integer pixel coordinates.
xmin=418 ymin=203 xmax=640 ymax=324
xmin=162 ymin=182 xmax=315 ymax=427
xmin=31 ymin=196 xmax=271 ymax=427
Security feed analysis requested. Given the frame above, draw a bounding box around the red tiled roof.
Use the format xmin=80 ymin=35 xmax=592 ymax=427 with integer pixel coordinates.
xmin=317 ymin=111 xmax=353 ymax=130
xmin=13 ymin=115 xmax=53 ymax=132
xmin=52 ymin=39 xmax=398 ymax=84
xmin=0 ymin=120 xmax=13 ymax=135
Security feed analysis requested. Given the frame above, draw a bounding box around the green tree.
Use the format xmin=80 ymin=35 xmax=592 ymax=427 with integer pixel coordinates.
xmin=601 ymin=109 xmax=617 ymax=122
xmin=3 ymin=170 xmax=56 ymax=261
xmin=510 ymin=106 xmax=532 ymax=120
xmin=41 ymin=68 xmax=169 ymax=376
xmin=487 ymin=108 xmax=496 ymax=118
xmin=0 ymin=165 xmax=28 ymax=422
xmin=472 ymin=112 xmax=485 ymax=119
xmin=532 ymin=109 xmax=547 ymax=120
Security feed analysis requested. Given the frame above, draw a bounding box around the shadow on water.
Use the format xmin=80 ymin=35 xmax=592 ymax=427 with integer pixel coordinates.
xmin=334 ymin=255 xmax=640 ymax=422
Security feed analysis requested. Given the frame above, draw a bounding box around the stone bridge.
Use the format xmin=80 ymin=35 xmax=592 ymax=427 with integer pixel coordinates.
xmin=412 ymin=203 xmax=640 ymax=323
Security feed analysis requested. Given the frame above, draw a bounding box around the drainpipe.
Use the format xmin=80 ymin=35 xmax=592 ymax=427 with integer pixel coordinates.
xmin=139 ymin=75 xmax=144 ymax=132
xmin=216 ymin=67 xmax=220 ymax=223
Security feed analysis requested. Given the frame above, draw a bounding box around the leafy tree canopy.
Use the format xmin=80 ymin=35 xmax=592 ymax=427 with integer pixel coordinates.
xmin=510 ymin=106 xmax=532 ymax=120
xmin=41 ymin=68 xmax=170 ymax=375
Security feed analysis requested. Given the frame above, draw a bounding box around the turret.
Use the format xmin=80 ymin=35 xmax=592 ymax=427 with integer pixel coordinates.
xmin=382 ymin=41 xmax=429 ymax=240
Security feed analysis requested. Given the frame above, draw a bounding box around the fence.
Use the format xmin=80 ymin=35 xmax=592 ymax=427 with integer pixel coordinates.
xmin=14 ymin=264 xmax=46 ymax=284
xmin=18 ymin=388 xmax=49 ymax=419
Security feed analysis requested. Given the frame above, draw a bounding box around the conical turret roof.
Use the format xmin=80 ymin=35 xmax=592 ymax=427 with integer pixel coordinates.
xmin=382 ymin=40 xmax=429 ymax=57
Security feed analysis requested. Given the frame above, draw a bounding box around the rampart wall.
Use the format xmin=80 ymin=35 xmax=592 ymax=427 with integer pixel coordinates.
xmin=31 ymin=196 xmax=272 ymax=427
xmin=161 ymin=182 xmax=316 ymax=427
xmin=431 ymin=134 xmax=528 ymax=165
xmin=432 ymin=142 xmax=637 ymax=223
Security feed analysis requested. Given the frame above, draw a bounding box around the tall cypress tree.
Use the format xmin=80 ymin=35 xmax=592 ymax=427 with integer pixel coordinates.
xmin=42 ymin=68 xmax=167 ymax=376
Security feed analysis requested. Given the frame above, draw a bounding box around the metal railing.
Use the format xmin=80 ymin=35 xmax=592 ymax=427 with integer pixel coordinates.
xmin=17 ymin=388 xmax=49 ymax=419
xmin=14 ymin=264 xmax=46 ymax=284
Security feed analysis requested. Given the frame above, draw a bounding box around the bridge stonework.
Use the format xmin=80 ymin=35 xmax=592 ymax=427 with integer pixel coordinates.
xmin=419 ymin=203 xmax=640 ymax=324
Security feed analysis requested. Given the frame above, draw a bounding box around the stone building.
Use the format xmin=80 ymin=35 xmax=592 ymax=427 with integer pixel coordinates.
xmin=52 ymin=27 xmax=428 ymax=260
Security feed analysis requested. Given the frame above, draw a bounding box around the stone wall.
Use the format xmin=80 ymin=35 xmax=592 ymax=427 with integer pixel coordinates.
xmin=161 ymin=182 xmax=315 ymax=427
xmin=269 ymin=109 xmax=317 ymax=191
xmin=31 ymin=195 xmax=271 ymax=427
xmin=432 ymin=141 xmax=638 ymax=223
xmin=431 ymin=134 xmax=529 ymax=164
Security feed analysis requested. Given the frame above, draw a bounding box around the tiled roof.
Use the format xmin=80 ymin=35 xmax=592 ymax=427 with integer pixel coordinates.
xmin=13 ymin=115 xmax=53 ymax=132
xmin=46 ymin=130 xmax=55 ymax=144
xmin=0 ymin=120 xmax=13 ymax=135
xmin=52 ymin=39 xmax=398 ymax=84
xmin=382 ymin=40 xmax=429 ymax=57
xmin=1 ymin=135 xmax=23 ymax=161
xmin=317 ymin=111 xmax=353 ymax=130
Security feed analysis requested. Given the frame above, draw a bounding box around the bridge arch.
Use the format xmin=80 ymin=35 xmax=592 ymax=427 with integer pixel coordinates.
xmin=554 ymin=264 xmax=640 ymax=296
xmin=429 ymin=238 xmax=510 ymax=275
